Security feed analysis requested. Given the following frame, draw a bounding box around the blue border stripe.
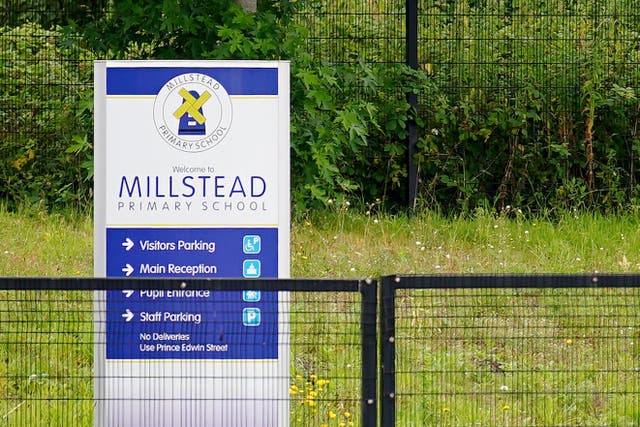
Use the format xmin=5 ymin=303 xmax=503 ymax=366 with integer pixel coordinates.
xmin=106 ymin=67 xmax=278 ymax=96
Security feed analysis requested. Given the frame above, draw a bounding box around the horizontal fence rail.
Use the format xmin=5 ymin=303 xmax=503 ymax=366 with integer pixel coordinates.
xmin=381 ymin=274 xmax=640 ymax=427
xmin=0 ymin=278 xmax=377 ymax=427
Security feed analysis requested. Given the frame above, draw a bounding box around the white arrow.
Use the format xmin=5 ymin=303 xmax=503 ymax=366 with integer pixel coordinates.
xmin=121 ymin=309 xmax=134 ymax=322
xmin=122 ymin=290 xmax=134 ymax=298
xmin=122 ymin=264 xmax=134 ymax=276
xmin=121 ymin=237 xmax=134 ymax=251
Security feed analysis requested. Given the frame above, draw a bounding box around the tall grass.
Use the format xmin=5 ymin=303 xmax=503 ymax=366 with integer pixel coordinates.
xmin=293 ymin=208 xmax=640 ymax=425
xmin=0 ymin=207 xmax=92 ymax=277
xmin=1 ymin=208 xmax=640 ymax=425
xmin=292 ymin=206 xmax=640 ymax=278
xmin=0 ymin=207 xmax=93 ymax=425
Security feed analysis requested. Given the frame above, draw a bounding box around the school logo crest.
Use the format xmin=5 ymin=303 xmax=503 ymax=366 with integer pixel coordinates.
xmin=153 ymin=73 xmax=233 ymax=153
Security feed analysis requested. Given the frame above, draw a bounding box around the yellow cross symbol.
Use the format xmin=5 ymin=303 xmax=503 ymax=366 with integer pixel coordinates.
xmin=173 ymin=88 xmax=211 ymax=124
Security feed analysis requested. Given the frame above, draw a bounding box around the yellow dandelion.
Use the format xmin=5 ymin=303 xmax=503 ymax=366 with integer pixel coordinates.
xmin=295 ymin=374 xmax=302 ymax=381
xmin=343 ymin=411 xmax=352 ymax=418
xmin=503 ymin=404 xmax=510 ymax=411
xmin=328 ymin=410 xmax=337 ymax=419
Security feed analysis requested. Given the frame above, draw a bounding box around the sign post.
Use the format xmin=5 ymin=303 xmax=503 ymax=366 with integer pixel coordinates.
xmin=94 ymin=60 xmax=290 ymax=427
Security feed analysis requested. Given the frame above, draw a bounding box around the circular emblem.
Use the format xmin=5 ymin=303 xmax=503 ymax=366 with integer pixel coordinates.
xmin=153 ymin=73 xmax=233 ymax=153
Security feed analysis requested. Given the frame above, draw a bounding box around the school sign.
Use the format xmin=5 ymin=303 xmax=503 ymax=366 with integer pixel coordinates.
xmin=94 ymin=60 xmax=290 ymax=427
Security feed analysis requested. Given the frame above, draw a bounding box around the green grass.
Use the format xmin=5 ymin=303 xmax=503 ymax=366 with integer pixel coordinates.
xmin=0 ymin=207 xmax=93 ymax=277
xmin=293 ymin=208 xmax=640 ymax=425
xmin=391 ymin=286 xmax=639 ymax=425
xmin=292 ymin=208 xmax=640 ymax=278
xmin=0 ymin=289 xmax=94 ymax=426
xmin=1 ymin=207 xmax=640 ymax=425
xmin=4 ymin=206 xmax=639 ymax=280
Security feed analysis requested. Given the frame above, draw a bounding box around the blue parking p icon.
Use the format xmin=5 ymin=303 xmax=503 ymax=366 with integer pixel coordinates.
xmin=243 ymin=308 xmax=261 ymax=326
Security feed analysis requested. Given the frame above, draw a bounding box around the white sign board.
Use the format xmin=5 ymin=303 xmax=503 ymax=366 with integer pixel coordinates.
xmin=94 ymin=60 xmax=290 ymax=427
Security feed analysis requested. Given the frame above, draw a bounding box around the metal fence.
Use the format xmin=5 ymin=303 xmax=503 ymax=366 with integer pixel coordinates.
xmin=3 ymin=275 xmax=640 ymax=425
xmin=296 ymin=0 xmax=640 ymax=100
xmin=295 ymin=0 xmax=640 ymax=207
xmin=0 ymin=278 xmax=377 ymax=427
xmin=294 ymin=0 xmax=405 ymax=65
xmin=380 ymin=275 xmax=640 ymax=426
xmin=0 ymin=2 xmax=98 ymax=207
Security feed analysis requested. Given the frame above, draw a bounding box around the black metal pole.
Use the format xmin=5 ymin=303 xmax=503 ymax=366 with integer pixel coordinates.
xmin=380 ymin=276 xmax=397 ymax=427
xmin=406 ymin=0 xmax=419 ymax=209
xmin=360 ymin=278 xmax=378 ymax=427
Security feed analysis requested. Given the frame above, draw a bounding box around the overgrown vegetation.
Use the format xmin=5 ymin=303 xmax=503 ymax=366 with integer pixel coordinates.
xmin=0 ymin=23 xmax=94 ymax=209
xmin=297 ymin=0 xmax=640 ymax=213
xmin=1 ymin=0 xmax=640 ymax=214
xmin=413 ymin=0 xmax=640 ymax=213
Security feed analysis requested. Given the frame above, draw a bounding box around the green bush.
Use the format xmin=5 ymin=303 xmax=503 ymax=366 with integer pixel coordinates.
xmin=0 ymin=23 xmax=94 ymax=209
xmin=5 ymin=0 xmax=640 ymax=214
xmin=296 ymin=0 xmax=640 ymax=214
xmin=411 ymin=0 xmax=640 ymax=213
xmin=0 ymin=0 xmax=105 ymax=29
xmin=81 ymin=0 xmax=238 ymax=59
xmin=78 ymin=1 xmax=415 ymax=211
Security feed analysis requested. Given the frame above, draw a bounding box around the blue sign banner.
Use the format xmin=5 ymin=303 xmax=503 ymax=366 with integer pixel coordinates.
xmin=106 ymin=67 xmax=278 ymax=96
xmin=105 ymin=227 xmax=278 ymax=359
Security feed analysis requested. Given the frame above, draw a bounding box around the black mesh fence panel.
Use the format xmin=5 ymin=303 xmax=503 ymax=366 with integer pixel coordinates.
xmin=289 ymin=291 xmax=368 ymax=426
xmin=295 ymin=0 xmax=640 ymax=105
xmin=4 ymin=1 xmax=640 ymax=209
xmin=0 ymin=1 xmax=102 ymax=207
xmin=0 ymin=279 xmax=376 ymax=427
xmin=294 ymin=0 xmax=640 ymax=208
xmin=0 ymin=289 xmax=93 ymax=425
xmin=382 ymin=275 xmax=640 ymax=426
xmin=416 ymin=0 xmax=640 ymax=112
xmin=293 ymin=0 xmax=405 ymax=65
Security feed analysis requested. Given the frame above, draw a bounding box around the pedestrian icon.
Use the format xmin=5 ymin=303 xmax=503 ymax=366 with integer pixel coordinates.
xmin=242 ymin=260 xmax=261 ymax=278
xmin=243 ymin=290 xmax=261 ymax=302
xmin=243 ymin=235 xmax=261 ymax=254
xmin=243 ymin=308 xmax=261 ymax=326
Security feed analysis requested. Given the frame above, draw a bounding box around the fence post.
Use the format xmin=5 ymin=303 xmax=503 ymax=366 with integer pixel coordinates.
xmin=406 ymin=0 xmax=419 ymax=209
xmin=380 ymin=276 xmax=397 ymax=426
xmin=360 ymin=278 xmax=378 ymax=427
